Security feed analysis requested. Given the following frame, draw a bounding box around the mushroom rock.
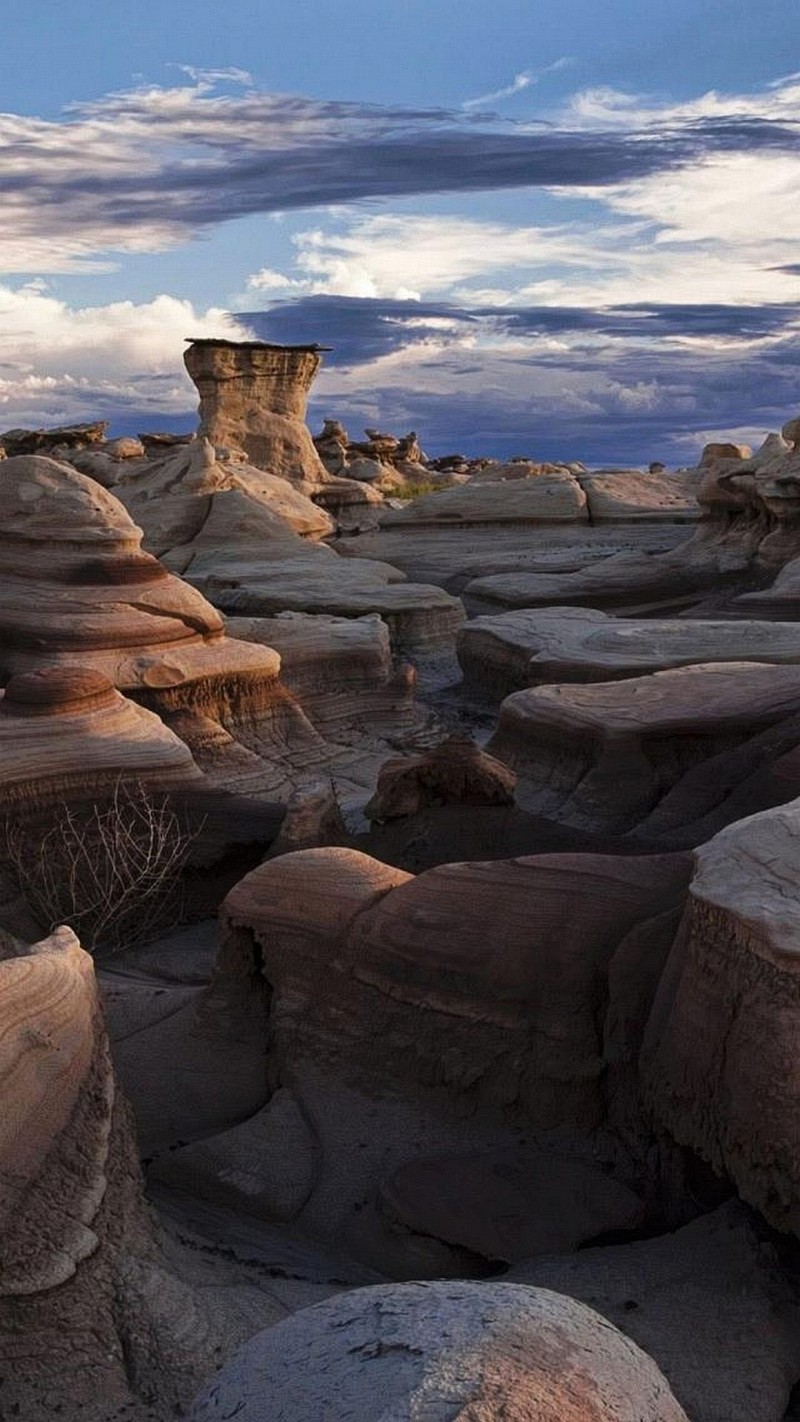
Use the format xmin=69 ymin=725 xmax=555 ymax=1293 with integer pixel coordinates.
xmin=0 ymin=455 xmax=370 ymax=804
xmin=458 ymin=607 xmax=800 ymax=701
xmin=189 ymin=1280 xmax=689 ymax=1422
xmin=487 ymin=661 xmax=800 ymax=839
xmin=183 ymin=338 xmax=378 ymax=519
xmin=226 ymin=612 xmax=423 ymax=743
xmin=207 ymin=847 xmax=687 ymax=1264
xmin=365 ymin=734 xmax=516 ymax=821
xmin=0 ymin=928 xmax=225 ymax=1420
xmin=643 ymin=796 xmax=800 ymax=1235
xmin=782 ymin=415 xmax=800 ymax=447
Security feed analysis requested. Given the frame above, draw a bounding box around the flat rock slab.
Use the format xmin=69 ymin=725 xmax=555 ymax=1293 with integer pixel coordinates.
xmin=380 ymin=1148 xmax=643 ymax=1262
xmin=379 ymin=470 xmax=589 ymax=526
xmin=335 ymin=525 xmax=689 ymax=592
xmin=458 ymin=607 xmax=800 ymax=700
xmin=487 ymin=661 xmax=800 ymax=832
xmin=212 ymin=578 xmax=465 ymax=653
xmin=462 ymin=552 xmax=710 ymax=615
xmin=577 ymin=469 xmax=699 ymax=523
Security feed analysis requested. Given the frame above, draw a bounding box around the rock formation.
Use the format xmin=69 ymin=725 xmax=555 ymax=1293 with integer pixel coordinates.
xmin=487 ymin=661 xmax=800 ymax=842
xmin=189 ymin=1280 xmax=689 ymax=1421
xmin=0 ymin=927 xmax=230 ymax=1420
xmin=0 ymin=454 xmax=399 ymax=805
xmin=183 ymin=338 xmax=382 ymax=521
xmin=365 ymin=733 xmax=516 ymax=821
xmin=644 ymin=795 xmax=800 ymax=1234
xmin=161 ymin=846 xmax=691 ymax=1270
xmin=458 ymin=606 xmax=800 ymax=700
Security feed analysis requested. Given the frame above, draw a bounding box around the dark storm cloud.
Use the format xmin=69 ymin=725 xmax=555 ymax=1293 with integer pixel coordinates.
xmin=1 ymin=85 xmax=799 ymax=255
xmin=240 ymin=294 xmax=800 ymax=465
xmin=242 ymin=295 xmax=800 ymax=364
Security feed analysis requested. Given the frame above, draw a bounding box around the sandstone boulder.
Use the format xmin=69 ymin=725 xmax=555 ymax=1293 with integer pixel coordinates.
xmin=380 ymin=470 xmax=588 ymax=526
xmin=365 ymin=734 xmax=516 ymax=821
xmin=189 ymin=1280 xmax=688 ymax=1421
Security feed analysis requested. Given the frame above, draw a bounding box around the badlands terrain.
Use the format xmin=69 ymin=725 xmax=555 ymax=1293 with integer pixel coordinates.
xmin=2 ymin=337 xmax=800 ymax=1419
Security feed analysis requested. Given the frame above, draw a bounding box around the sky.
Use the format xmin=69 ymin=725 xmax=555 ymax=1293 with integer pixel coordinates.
xmin=1 ymin=0 xmax=798 ymax=464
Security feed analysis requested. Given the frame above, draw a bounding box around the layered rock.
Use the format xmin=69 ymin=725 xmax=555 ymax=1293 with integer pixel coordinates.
xmin=0 ymin=928 xmax=226 ymax=1420
xmin=183 ymin=847 xmax=689 ymax=1268
xmin=0 ymin=667 xmax=201 ymax=811
xmin=226 ymin=612 xmax=422 ymax=743
xmin=461 ymin=431 xmax=800 ymax=615
xmin=183 ymin=339 xmax=381 ymax=520
xmin=487 ymin=662 xmax=800 ymax=841
xmin=0 ymin=454 xmax=382 ymax=804
xmin=190 ymin=1280 xmax=689 ymax=1421
xmin=115 ymin=437 xmax=335 ymax=554
xmin=458 ymin=607 xmax=800 ymax=700
xmin=644 ymin=797 xmax=800 ymax=1234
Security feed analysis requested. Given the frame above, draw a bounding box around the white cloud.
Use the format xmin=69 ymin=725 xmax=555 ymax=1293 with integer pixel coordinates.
xmin=0 ymin=284 xmax=250 ymax=426
xmin=463 ymin=58 xmax=574 ymax=110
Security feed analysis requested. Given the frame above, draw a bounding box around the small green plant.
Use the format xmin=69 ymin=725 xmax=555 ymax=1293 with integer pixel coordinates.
xmin=381 ymin=480 xmax=442 ymax=500
xmin=2 ymin=778 xmax=201 ymax=955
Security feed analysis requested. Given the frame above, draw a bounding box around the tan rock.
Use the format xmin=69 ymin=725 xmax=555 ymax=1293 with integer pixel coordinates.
xmin=0 ymin=929 xmax=227 ymax=1420
xmin=380 ymin=470 xmax=588 ymax=526
xmin=577 ymin=468 xmax=700 ymax=523
xmin=700 ymin=441 xmax=752 ymax=464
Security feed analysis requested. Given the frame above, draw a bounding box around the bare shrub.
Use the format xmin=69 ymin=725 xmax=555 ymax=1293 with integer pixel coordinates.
xmin=2 ymin=778 xmax=201 ymax=955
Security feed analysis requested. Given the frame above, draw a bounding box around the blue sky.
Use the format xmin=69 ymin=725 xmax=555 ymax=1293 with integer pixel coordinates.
xmin=1 ymin=0 xmax=798 ymax=463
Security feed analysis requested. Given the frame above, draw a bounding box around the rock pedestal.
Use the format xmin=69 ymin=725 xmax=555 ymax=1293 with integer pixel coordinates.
xmin=184 ymin=339 xmax=330 ymax=485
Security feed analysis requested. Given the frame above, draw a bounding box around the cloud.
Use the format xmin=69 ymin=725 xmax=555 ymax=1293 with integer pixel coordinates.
xmin=0 ymin=72 xmax=797 ymax=273
xmin=242 ymin=293 xmax=800 ymax=465
xmin=463 ymin=58 xmax=574 ymax=110
xmin=0 ymin=283 xmax=249 ymax=428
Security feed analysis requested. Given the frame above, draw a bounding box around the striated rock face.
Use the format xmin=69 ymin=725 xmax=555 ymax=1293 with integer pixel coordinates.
xmin=577 ymin=468 xmax=699 ymax=523
xmin=487 ymin=661 xmax=800 ymax=841
xmin=460 ymin=432 xmax=800 ymax=616
xmin=198 ymin=846 xmax=689 ymax=1267
xmin=0 ymin=928 xmax=224 ymax=1420
xmin=0 ymin=454 xmax=364 ymax=803
xmin=226 ymin=611 xmax=422 ymax=744
xmin=0 ymin=668 xmax=202 ymax=811
xmin=366 ymin=734 xmax=516 ymax=821
xmin=190 ymin=1280 xmax=689 ymax=1422
xmin=644 ymin=798 xmax=800 ymax=1234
